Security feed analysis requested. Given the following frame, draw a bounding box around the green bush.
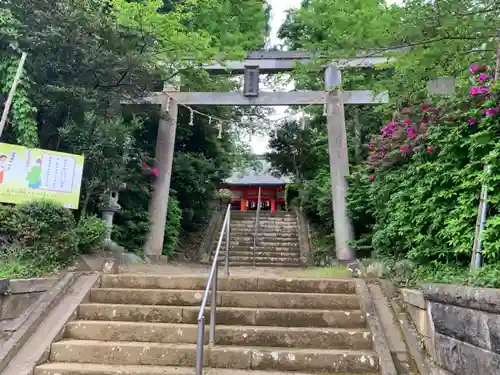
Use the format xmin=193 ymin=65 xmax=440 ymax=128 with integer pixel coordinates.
xmin=164 ymin=195 xmax=182 ymax=256
xmin=217 ymin=189 xmax=232 ymax=203
xmin=113 ymin=183 xmax=181 ymax=255
xmin=8 ymin=200 xmax=77 ymax=264
xmin=348 ymin=68 xmax=500 ymax=268
xmin=112 ymin=184 xmax=152 ymax=253
xmin=301 ymin=167 xmax=334 ymax=231
xmin=379 ymin=260 xmax=500 ymax=289
xmin=0 ymin=200 xmax=106 ymax=278
xmin=75 ymin=215 xmax=106 ymax=254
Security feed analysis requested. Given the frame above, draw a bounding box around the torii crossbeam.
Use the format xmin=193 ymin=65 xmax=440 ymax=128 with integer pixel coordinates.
xmin=126 ymin=51 xmax=390 ymax=263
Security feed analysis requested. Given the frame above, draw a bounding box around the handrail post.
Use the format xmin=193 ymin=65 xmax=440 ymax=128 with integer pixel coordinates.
xmin=225 ymin=207 xmax=230 ymax=277
xmin=195 ymin=316 xmax=205 ymax=375
xmin=194 ymin=203 xmax=231 ymax=375
xmin=209 ymin=260 xmax=218 ymax=344
xmin=253 ymin=187 xmax=262 ymax=267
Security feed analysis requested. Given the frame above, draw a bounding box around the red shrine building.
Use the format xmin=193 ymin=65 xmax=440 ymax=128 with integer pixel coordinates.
xmin=219 ymin=155 xmax=291 ymax=212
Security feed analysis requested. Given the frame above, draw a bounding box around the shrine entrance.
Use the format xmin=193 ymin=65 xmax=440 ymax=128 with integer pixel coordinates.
xmin=133 ymin=51 xmax=390 ymax=262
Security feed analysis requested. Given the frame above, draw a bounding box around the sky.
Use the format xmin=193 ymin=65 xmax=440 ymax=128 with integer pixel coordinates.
xmin=249 ymin=0 xmax=302 ymax=155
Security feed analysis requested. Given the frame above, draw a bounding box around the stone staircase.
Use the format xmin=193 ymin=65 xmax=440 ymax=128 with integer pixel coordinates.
xmin=206 ymin=211 xmax=304 ymax=267
xmin=34 ymin=274 xmax=380 ymax=374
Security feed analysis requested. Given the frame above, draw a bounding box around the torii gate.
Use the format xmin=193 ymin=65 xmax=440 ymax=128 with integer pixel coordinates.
xmin=133 ymin=51 xmax=390 ymax=263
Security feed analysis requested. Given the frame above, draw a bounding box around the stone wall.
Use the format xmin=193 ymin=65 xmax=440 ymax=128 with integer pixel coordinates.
xmin=294 ymin=207 xmax=312 ymax=265
xmin=402 ymin=284 xmax=500 ymax=375
xmin=199 ymin=203 xmax=224 ymax=263
xmin=0 ymin=277 xmax=58 ymax=340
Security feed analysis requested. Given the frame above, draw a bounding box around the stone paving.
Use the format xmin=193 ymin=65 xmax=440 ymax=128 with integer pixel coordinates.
xmin=119 ymin=262 xmax=350 ymax=279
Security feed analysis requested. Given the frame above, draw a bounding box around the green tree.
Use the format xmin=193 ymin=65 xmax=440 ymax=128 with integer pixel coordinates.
xmin=269 ymin=0 xmax=500 ymax=271
xmin=1 ymin=0 xmax=270 ymax=259
xmin=280 ymin=0 xmax=499 ymax=100
xmin=0 ymin=8 xmax=38 ymax=146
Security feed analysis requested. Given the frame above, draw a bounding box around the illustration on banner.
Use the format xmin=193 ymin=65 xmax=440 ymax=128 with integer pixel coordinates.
xmin=0 ymin=143 xmax=84 ymax=209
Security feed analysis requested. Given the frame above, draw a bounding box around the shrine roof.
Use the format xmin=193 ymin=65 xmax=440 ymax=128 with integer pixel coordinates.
xmin=223 ymin=155 xmax=291 ymax=186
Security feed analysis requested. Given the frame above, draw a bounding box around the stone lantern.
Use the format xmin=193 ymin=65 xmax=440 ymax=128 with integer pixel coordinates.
xmin=100 ymin=188 xmax=125 ymax=252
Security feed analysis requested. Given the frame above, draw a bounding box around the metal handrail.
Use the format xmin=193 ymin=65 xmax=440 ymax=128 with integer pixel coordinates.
xmin=252 ymin=187 xmax=262 ymax=267
xmin=195 ymin=203 xmax=231 ymax=375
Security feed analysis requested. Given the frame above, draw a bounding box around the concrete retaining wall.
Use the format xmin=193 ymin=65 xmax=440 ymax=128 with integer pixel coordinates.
xmin=294 ymin=207 xmax=312 ymax=266
xmin=0 ymin=277 xmax=58 ymax=322
xmin=1 ymin=276 xmax=60 ymax=346
xmin=401 ymin=284 xmax=500 ymax=375
xmin=199 ymin=203 xmax=224 ymax=262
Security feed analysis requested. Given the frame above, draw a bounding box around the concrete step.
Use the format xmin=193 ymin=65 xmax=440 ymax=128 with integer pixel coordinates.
xmin=228 ymin=230 xmax=298 ymax=236
xmin=221 ymin=231 xmax=299 ymax=238
xmin=231 ymin=216 xmax=297 ymax=221
xmin=232 ymin=214 xmax=296 ymax=218
xmin=231 ymin=212 xmax=294 ymax=217
xmin=221 ymin=262 xmax=304 ymax=267
xmin=232 ymin=216 xmax=296 ymax=220
xmin=213 ymin=250 xmax=300 ymax=256
xmin=209 ymin=251 xmax=301 ymax=259
xmin=36 ymin=364 xmax=361 ymax=375
xmin=100 ymin=275 xmax=357 ymax=294
xmin=211 ymin=249 xmax=301 ymax=256
xmin=90 ymin=289 xmax=361 ymax=310
xmin=215 ymin=247 xmax=301 ymax=253
xmin=219 ymin=246 xmax=300 ymax=252
xmin=231 ymin=219 xmax=297 ymax=224
xmin=214 ymin=244 xmax=300 ymax=250
xmin=219 ymin=240 xmax=300 ymax=247
xmin=64 ymin=321 xmax=372 ymax=350
xmin=230 ymin=224 xmax=298 ymax=229
xmin=231 ymin=222 xmax=298 ymax=227
xmin=221 ymin=235 xmax=299 ymax=242
xmin=78 ymin=304 xmax=367 ymax=328
xmin=48 ymin=340 xmax=379 ymax=372
xmin=210 ymin=252 xmax=302 ymax=259
xmin=208 ymin=257 xmax=302 ymax=265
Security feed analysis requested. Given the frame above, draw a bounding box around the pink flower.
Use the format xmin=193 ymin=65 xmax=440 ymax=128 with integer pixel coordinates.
xmin=470 ymin=87 xmax=489 ymax=95
xmin=421 ymin=103 xmax=430 ymax=112
xmin=400 ymin=145 xmax=410 ymax=153
xmin=407 ymin=127 xmax=416 ymax=138
xmin=468 ymin=118 xmax=477 ymax=125
xmin=369 ymin=175 xmax=375 ymax=182
xmin=484 ymin=108 xmax=499 ymax=117
xmin=381 ymin=122 xmax=396 ymax=138
xmin=404 ymin=119 xmax=412 ymax=126
xmin=479 ymin=73 xmax=491 ymax=82
xmin=470 ymin=64 xmax=486 ymax=74
xmin=427 ymin=147 xmax=433 ymax=153
xmin=152 ymin=168 xmax=159 ymax=177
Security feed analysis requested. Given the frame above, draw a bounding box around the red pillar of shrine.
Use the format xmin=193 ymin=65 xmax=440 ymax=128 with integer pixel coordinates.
xmin=240 ymin=199 xmax=247 ymax=211
xmin=271 ymin=199 xmax=276 ymax=212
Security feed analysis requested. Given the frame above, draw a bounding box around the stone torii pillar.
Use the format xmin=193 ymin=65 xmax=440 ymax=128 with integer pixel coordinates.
xmin=144 ymin=85 xmax=179 ymax=261
xmin=325 ymin=66 xmax=355 ymax=262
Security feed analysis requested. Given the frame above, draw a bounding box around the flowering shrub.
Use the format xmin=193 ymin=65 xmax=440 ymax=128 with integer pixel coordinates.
xmin=347 ymin=65 xmax=499 ymax=266
xmin=141 ymin=156 xmax=159 ymax=177
xmin=366 ymin=104 xmax=438 ymax=167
